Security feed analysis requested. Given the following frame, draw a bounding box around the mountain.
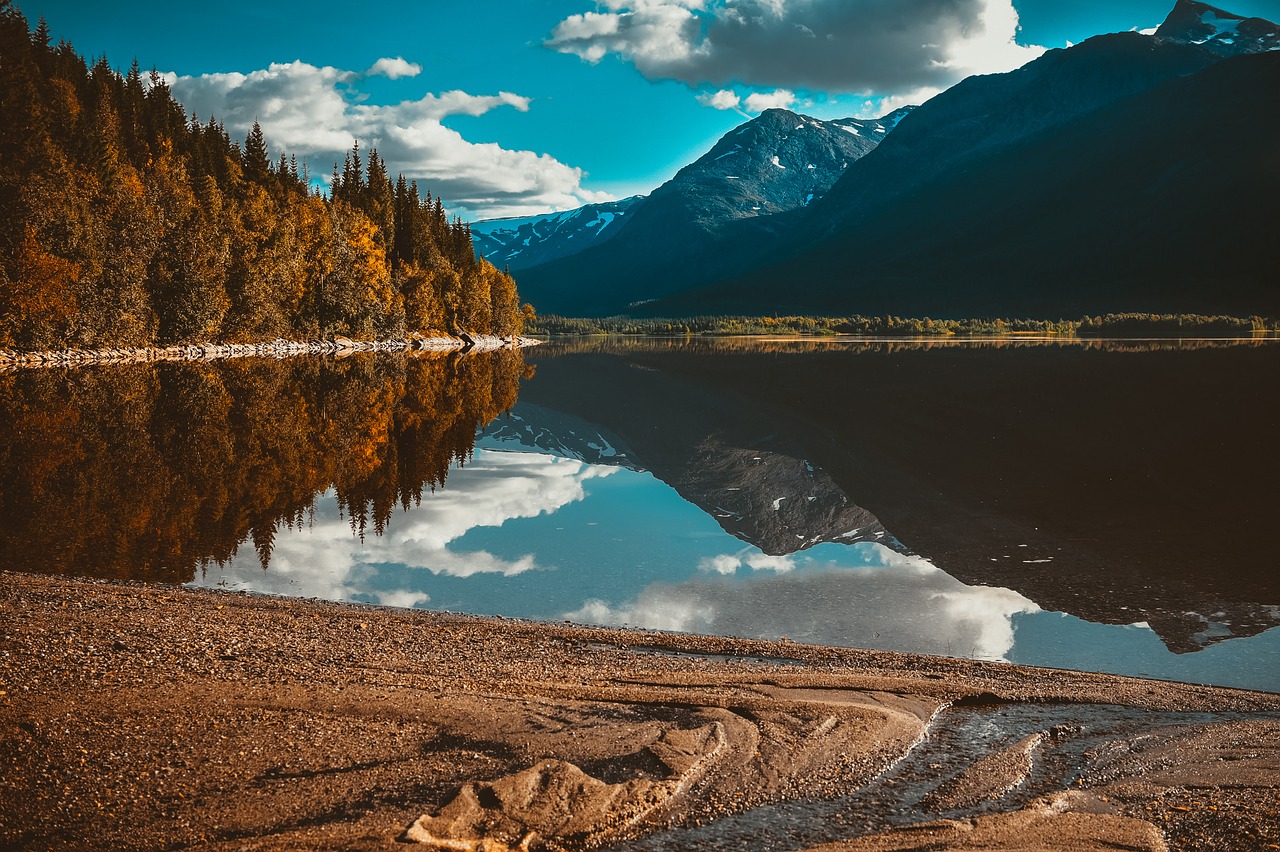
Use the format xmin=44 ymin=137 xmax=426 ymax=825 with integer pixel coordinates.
xmin=808 ymin=32 xmax=1220 ymax=236
xmin=648 ymin=7 xmax=1280 ymax=318
xmin=1156 ymin=0 xmax=1280 ymax=55
xmin=512 ymin=108 xmax=912 ymax=315
xmin=470 ymin=196 xmax=644 ymax=272
xmin=624 ymin=108 xmax=911 ymax=231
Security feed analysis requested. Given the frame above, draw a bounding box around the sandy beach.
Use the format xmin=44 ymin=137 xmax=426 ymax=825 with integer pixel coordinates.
xmin=2 ymin=571 xmax=1278 ymax=850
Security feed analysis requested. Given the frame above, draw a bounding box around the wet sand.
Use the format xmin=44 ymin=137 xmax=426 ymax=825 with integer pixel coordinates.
xmin=2 ymin=572 xmax=1278 ymax=851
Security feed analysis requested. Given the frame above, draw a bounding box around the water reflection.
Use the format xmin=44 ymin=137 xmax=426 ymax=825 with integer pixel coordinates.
xmin=187 ymin=446 xmax=1038 ymax=662
xmin=567 ymin=547 xmax=1041 ymax=662
xmin=542 ymin=334 xmax=1280 ymax=356
xmin=3 ymin=336 xmax=1278 ymax=692
xmin=512 ymin=337 xmax=1280 ymax=658
xmin=187 ymin=442 xmax=1278 ymax=691
xmin=0 ymin=350 xmax=527 ymax=582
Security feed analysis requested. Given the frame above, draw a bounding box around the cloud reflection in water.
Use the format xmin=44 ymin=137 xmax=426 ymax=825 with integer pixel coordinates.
xmin=195 ymin=448 xmax=1039 ymax=662
xmin=571 ymin=548 xmax=1040 ymax=662
xmin=193 ymin=450 xmax=614 ymax=605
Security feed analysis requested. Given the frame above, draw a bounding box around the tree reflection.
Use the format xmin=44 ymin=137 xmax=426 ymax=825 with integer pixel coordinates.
xmin=0 ymin=350 xmax=529 ymax=582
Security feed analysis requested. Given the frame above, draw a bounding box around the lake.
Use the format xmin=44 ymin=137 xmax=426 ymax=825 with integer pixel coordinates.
xmin=3 ymin=337 xmax=1277 ymax=692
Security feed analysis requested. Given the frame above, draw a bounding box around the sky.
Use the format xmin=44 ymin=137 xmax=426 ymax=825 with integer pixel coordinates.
xmin=17 ymin=0 xmax=1280 ymax=220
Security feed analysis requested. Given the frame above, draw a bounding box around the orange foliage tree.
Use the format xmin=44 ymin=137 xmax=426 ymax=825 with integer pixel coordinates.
xmin=0 ymin=2 xmax=529 ymax=352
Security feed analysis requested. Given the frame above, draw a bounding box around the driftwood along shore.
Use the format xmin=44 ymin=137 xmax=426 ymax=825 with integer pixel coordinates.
xmin=0 ymin=333 xmax=541 ymax=371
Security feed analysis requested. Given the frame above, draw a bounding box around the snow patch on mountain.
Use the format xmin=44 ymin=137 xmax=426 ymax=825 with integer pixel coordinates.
xmin=470 ymin=196 xmax=645 ymax=271
xmin=1154 ymin=0 xmax=1280 ymax=55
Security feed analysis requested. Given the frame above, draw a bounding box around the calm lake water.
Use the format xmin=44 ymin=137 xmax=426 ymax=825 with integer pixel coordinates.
xmin=3 ymin=338 xmax=1278 ymax=692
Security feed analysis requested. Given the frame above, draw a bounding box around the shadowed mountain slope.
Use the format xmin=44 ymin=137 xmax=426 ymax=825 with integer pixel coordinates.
xmin=654 ymin=45 xmax=1280 ymax=317
xmin=514 ymin=109 xmax=909 ymax=315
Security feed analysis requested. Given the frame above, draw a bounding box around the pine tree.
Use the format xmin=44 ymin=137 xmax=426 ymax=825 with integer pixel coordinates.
xmin=243 ymin=121 xmax=270 ymax=185
xmin=120 ymin=58 xmax=146 ymax=162
xmin=363 ymin=148 xmax=394 ymax=259
xmin=30 ymin=14 xmax=49 ymax=49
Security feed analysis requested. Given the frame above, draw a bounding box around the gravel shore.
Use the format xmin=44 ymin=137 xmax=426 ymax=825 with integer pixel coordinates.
xmin=2 ymin=572 xmax=1277 ymax=850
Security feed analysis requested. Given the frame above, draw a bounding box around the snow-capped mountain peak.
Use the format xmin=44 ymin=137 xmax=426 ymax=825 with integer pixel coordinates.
xmin=1155 ymin=0 xmax=1280 ymax=55
xmin=469 ymin=196 xmax=644 ymax=272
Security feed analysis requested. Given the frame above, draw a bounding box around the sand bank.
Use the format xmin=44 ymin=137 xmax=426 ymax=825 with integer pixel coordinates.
xmin=1 ymin=573 xmax=1277 ymax=850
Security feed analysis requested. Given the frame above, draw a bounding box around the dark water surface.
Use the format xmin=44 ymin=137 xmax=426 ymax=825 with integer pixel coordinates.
xmin=2 ymin=337 xmax=1277 ymax=691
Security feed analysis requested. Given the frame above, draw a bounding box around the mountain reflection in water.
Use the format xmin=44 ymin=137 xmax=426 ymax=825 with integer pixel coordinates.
xmin=506 ymin=337 xmax=1280 ymax=656
xmin=2 ymin=337 xmax=1278 ymax=692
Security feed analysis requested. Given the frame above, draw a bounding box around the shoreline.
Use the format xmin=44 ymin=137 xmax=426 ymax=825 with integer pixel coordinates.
xmin=0 ymin=333 xmax=541 ymax=372
xmin=530 ymin=331 xmax=1280 ymax=344
xmin=2 ymin=572 xmax=1278 ymax=850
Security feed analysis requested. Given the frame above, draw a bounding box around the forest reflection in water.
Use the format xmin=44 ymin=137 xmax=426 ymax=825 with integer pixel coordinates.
xmin=0 ymin=349 xmax=528 ymax=583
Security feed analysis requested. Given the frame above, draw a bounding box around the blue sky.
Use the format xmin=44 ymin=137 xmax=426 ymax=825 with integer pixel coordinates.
xmin=19 ymin=0 xmax=1280 ymax=219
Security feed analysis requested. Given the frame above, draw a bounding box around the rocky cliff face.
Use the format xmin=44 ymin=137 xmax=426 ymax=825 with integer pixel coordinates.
xmin=635 ymin=108 xmax=905 ymax=231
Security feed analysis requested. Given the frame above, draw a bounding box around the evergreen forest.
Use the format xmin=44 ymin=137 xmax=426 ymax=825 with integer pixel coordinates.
xmin=0 ymin=1 xmax=525 ymax=353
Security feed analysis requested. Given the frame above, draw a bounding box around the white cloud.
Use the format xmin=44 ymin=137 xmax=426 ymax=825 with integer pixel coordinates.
xmin=700 ymin=553 xmax=743 ymax=575
xmin=743 ymin=88 xmax=795 ymax=112
xmin=548 ymin=0 xmax=1046 ymax=98
xmin=367 ymin=56 xmax=422 ymax=79
xmin=376 ymin=451 xmax=614 ymax=576
xmin=854 ymin=85 xmax=943 ymax=119
xmin=698 ymin=88 xmax=742 ymax=110
xmin=571 ymin=597 xmax=718 ymax=633
xmin=167 ymin=61 xmax=612 ymax=219
xmin=697 ymin=86 xmax=798 ymax=115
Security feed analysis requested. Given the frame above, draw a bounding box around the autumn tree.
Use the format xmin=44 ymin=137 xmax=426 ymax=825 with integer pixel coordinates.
xmin=0 ymin=225 xmax=79 ymax=348
xmin=0 ymin=6 xmax=529 ymax=352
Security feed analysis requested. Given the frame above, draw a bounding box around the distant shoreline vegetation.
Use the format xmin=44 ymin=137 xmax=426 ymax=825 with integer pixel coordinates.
xmin=528 ymin=313 xmax=1280 ymax=339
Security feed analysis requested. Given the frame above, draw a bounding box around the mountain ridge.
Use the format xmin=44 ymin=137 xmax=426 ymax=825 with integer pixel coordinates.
xmin=1156 ymin=0 xmax=1280 ymax=55
xmin=469 ymin=196 xmax=645 ymax=273
xmin=500 ymin=1 xmax=1278 ymax=319
xmin=509 ymin=107 xmax=912 ymax=315
xmin=654 ymin=49 xmax=1280 ymax=318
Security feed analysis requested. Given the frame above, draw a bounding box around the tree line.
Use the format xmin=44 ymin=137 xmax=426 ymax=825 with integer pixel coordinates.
xmin=529 ymin=313 xmax=1279 ymax=338
xmin=0 ymin=1 xmax=526 ymax=352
